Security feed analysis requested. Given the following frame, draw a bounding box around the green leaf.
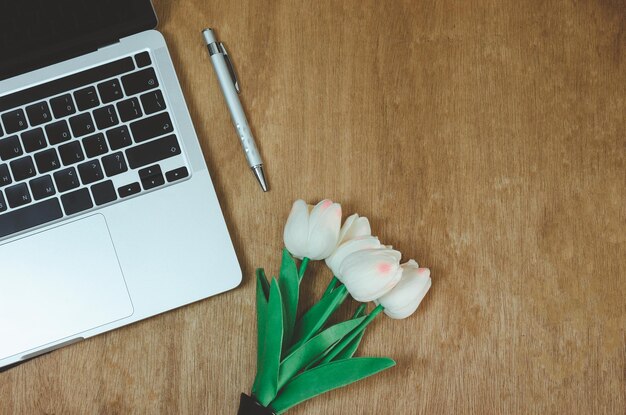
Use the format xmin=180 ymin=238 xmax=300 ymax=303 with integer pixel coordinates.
xmin=332 ymin=328 xmax=366 ymax=361
xmin=278 ymin=249 xmax=299 ymax=350
xmin=298 ymin=257 xmax=310 ymax=281
xmin=257 ymin=268 xmax=270 ymax=301
xmin=317 ymin=303 xmax=368 ymax=363
xmin=289 ymin=285 xmax=348 ymax=352
xmin=321 ymin=276 xmax=338 ymax=298
xmin=278 ymin=316 xmax=365 ymax=390
xmin=251 ymin=269 xmax=269 ymax=394
xmin=254 ymin=279 xmax=284 ymax=406
xmin=270 ymin=358 xmax=396 ymax=414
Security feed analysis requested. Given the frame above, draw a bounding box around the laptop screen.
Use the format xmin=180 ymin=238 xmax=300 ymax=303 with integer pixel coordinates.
xmin=0 ymin=0 xmax=157 ymax=81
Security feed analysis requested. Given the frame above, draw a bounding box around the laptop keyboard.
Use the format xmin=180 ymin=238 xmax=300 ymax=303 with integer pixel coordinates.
xmin=0 ymin=52 xmax=190 ymax=239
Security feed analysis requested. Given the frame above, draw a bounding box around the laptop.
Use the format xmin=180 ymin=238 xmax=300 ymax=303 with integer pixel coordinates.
xmin=0 ymin=0 xmax=242 ymax=370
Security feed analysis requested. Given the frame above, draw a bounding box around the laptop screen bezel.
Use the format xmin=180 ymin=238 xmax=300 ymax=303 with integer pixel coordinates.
xmin=0 ymin=0 xmax=158 ymax=81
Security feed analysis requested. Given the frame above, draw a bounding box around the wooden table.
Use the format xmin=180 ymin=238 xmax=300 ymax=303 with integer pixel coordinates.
xmin=2 ymin=1 xmax=624 ymax=413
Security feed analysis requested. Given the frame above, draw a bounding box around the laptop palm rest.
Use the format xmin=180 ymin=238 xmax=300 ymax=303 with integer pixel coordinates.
xmin=0 ymin=214 xmax=134 ymax=361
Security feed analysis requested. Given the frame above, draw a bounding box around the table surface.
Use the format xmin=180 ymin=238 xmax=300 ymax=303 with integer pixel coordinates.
xmin=2 ymin=1 xmax=625 ymax=414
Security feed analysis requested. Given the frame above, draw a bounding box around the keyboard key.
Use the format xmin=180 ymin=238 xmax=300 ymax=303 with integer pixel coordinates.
xmin=2 ymin=109 xmax=28 ymax=134
xmin=78 ymin=159 xmax=104 ymax=185
xmin=0 ymin=136 xmax=23 ymax=161
xmin=0 ymin=198 xmax=63 ymax=238
xmin=53 ymin=167 xmax=80 ymax=192
xmin=0 ymin=124 xmax=3 ymax=137
xmin=45 ymin=120 xmax=72 ymax=145
xmin=140 ymin=90 xmax=166 ymax=115
xmin=138 ymin=164 xmax=161 ymax=179
xmin=21 ymin=128 xmax=47 ymax=153
xmin=10 ymin=156 xmax=36 ymax=182
xmin=97 ymin=79 xmax=124 ymax=103
xmin=139 ymin=164 xmax=164 ymax=190
xmin=126 ymin=134 xmax=181 ymax=169
xmin=50 ymin=94 xmax=76 ymax=118
xmin=130 ymin=112 xmax=173 ymax=143
xmin=165 ymin=166 xmax=189 ymax=182
xmin=134 ymin=52 xmax=152 ymax=68
xmin=116 ymin=97 xmax=143 ymax=122
xmin=141 ymin=174 xmax=165 ymax=191
xmin=25 ymin=102 xmax=52 ymax=126
xmin=74 ymin=86 xmax=100 ymax=111
xmin=106 ymin=125 xmax=132 ymax=150
xmin=5 ymin=183 xmax=31 ymax=208
xmin=59 ymin=141 xmax=85 ymax=165
xmin=93 ymin=105 xmax=119 ymax=130
xmin=122 ymin=67 xmax=159 ymax=96
xmin=0 ymin=192 xmax=6 ymax=212
xmin=30 ymin=175 xmax=56 ymax=200
xmin=61 ymin=188 xmax=93 ymax=215
xmin=0 ymin=164 xmax=11 ymax=187
xmin=82 ymin=133 xmax=108 ymax=158
xmin=0 ymin=57 xmax=135 ymax=113
xmin=102 ymin=152 xmax=128 ymax=176
xmin=35 ymin=148 xmax=61 ymax=173
xmin=91 ymin=180 xmax=117 ymax=206
xmin=118 ymin=182 xmax=141 ymax=198
xmin=69 ymin=112 xmax=95 ymax=137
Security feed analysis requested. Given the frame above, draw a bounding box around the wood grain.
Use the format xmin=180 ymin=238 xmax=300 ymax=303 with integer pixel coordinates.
xmin=1 ymin=0 xmax=624 ymax=413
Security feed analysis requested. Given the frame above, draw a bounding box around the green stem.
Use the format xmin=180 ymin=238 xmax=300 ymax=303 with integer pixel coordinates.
xmin=352 ymin=303 xmax=367 ymax=318
xmin=286 ymin=285 xmax=349 ymax=356
xmin=322 ymin=276 xmax=339 ymax=297
xmin=321 ymin=304 xmax=384 ymax=364
xmin=302 ymin=303 xmax=368 ymax=370
xmin=298 ymin=257 xmax=310 ymax=281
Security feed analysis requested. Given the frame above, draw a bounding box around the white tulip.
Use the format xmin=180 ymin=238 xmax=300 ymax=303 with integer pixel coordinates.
xmin=325 ymin=236 xmax=382 ymax=280
xmin=375 ymin=260 xmax=431 ymax=319
xmin=339 ymin=248 xmax=403 ymax=302
xmin=283 ymin=199 xmax=342 ymax=260
xmin=337 ymin=214 xmax=371 ymax=245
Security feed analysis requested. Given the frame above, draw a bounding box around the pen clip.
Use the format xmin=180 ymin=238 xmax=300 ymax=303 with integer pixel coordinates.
xmin=218 ymin=43 xmax=240 ymax=93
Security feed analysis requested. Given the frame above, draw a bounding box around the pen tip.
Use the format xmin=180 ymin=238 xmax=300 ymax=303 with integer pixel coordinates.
xmin=252 ymin=166 xmax=269 ymax=192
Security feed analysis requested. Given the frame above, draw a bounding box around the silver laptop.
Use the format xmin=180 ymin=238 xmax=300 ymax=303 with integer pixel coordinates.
xmin=0 ymin=1 xmax=241 ymax=370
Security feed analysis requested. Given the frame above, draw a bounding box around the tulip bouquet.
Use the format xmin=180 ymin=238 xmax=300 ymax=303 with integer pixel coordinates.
xmin=238 ymin=199 xmax=432 ymax=415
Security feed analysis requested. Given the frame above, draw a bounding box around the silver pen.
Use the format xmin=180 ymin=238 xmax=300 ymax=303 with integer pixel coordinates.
xmin=202 ymin=28 xmax=268 ymax=192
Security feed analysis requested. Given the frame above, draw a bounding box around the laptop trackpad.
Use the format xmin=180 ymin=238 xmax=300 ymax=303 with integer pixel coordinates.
xmin=0 ymin=214 xmax=133 ymax=361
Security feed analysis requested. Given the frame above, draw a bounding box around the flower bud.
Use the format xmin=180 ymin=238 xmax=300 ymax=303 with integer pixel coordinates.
xmin=325 ymin=236 xmax=382 ymax=279
xmin=337 ymin=214 xmax=371 ymax=245
xmin=283 ymin=199 xmax=342 ymax=260
xmin=375 ymin=260 xmax=431 ymax=319
xmin=339 ymin=248 xmax=403 ymax=302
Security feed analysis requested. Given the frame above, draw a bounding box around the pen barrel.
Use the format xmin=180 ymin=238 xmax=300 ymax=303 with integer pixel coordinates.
xmin=235 ymin=121 xmax=262 ymax=167
xmin=209 ymin=54 xmax=263 ymax=167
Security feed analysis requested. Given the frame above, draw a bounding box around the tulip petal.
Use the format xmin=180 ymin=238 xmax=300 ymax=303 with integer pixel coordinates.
xmin=306 ymin=201 xmax=341 ymax=260
xmin=283 ymin=200 xmax=310 ymax=259
xmin=342 ymin=215 xmax=371 ymax=243
xmin=375 ymin=262 xmax=431 ymax=319
xmin=340 ymin=248 xmax=403 ymax=302
xmin=325 ymin=236 xmax=382 ymax=279
xmin=308 ymin=199 xmax=334 ymax=231
xmin=337 ymin=214 xmax=357 ymax=243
